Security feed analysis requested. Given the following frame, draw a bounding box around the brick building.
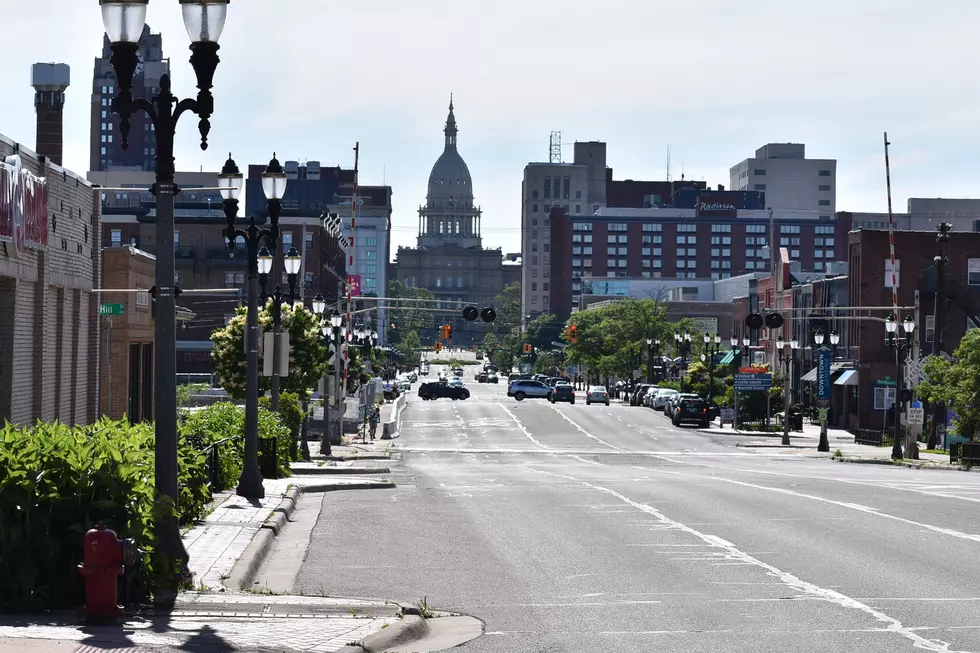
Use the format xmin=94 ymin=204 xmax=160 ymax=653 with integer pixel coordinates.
xmin=99 ymin=246 xmax=155 ymax=421
xmin=847 ymin=229 xmax=980 ymax=431
xmin=548 ymin=206 xmax=851 ymax=319
xmin=0 ymin=64 xmax=101 ymax=425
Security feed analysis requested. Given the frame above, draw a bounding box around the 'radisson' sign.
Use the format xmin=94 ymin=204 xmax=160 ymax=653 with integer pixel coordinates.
xmin=0 ymin=154 xmax=48 ymax=256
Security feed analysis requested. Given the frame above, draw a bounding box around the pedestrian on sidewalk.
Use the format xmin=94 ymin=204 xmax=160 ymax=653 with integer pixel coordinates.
xmin=369 ymin=404 xmax=380 ymax=441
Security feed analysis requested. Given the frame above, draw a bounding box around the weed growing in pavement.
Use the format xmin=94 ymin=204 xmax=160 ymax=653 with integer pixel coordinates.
xmin=250 ymin=584 xmax=283 ymax=595
xmin=832 ymin=448 xmax=843 ymax=459
xmin=196 ymin=580 xmax=211 ymax=592
xmin=417 ymin=596 xmax=435 ymax=618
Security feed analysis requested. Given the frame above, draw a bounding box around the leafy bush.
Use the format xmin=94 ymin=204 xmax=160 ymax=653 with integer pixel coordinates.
xmin=0 ymin=418 xmax=211 ymax=612
xmin=181 ymin=402 xmax=292 ymax=484
xmin=177 ymin=383 xmax=211 ymax=407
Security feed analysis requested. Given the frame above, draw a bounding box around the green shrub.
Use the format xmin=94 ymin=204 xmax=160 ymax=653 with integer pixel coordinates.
xmin=181 ymin=402 xmax=292 ymax=484
xmin=0 ymin=418 xmax=211 ymax=612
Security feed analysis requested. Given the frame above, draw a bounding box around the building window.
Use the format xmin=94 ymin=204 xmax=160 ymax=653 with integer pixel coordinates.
xmin=780 ymin=225 xmax=801 ymax=234
xmin=576 ymin=190 xmax=582 ymax=199
xmin=754 ymin=184 xmax=766 ymax=191
xmin=746 ymin=249 xmax=755 ymax=257
xmin=282 ymin=232 xmax=293 ymax=246
xmin=711 ymin=224 xmax=731 ymax=233
xmin=563 ymin=176 xmax=570 ymax=198
xmin=224 ymin=272 xmax=245 ymax=288
xmin=676 ymin=248 xmax=686 ymax=257
xmin=365 ymin=278 xmax=377 ymax=289
xmin=304 ymin=273 xmax=314 ymax=288
xmin=826 ymin=250 xmax=835 ymax=259
xmin=677 ymin=224 xmax=697 ymax=232
xmin=572 ymin=222 xmax=593 ymax=231
xmin=652 ymin=259 xmax=662 ymax=268
xmin=642 ymin=194 xmax=661 ymax=208
xmin=110 ymin=229 xmax=122 ymax=246
xmin=814 ymin=250 xmax=823 ymax=258
xmin=365 ymin=250 xmax=377 ymax=260
xmin=818 ymin=184 xmax=831 ymax=191
xmin=304 ymin=233 xmax=313 ymax=250
xmin=532 ymin=190 xmax=539 ymax=199
xmin=721 ymin=248 xmax=730 ymax=257
xmin=791 ymin=249 xmax=800 ymax=258
xmin=641 ymin=247 xmax=650 ymax=256
xmin=573 ymin=246 xmax=581 ymax=255
xmin=365 ymin=237 xmax=377 ymax=247
xmin=532 ymin=204 xmax=538 ymax=213
xmin=608 ymin=223 xmax=628 ymax=232
xmin=642 ymin=223 xmax=662 ymax=232
xmin=969 ymin=259 xmax=980 ymax=286
xmin=819 ymin=170 xmax=831 ymax=177
xmin=366 ymin=264 xmax=377 ymax=274
xmin=575 ymin=205 xmax=581 ymax=213
xmin=746 ymin=224 xmax=766 ymax=233
xmin=544 ymin=177 xmax=551 ymax=199
xmin=583 ymin=246 xmax=592 ymax=255
xmin=818 ymin=199 xmax=831 ymax=206
xmin=874 ymin=387 xmax=896 ymax=411
xmin=754 ymin=169 xmax=766 ymax=175
xmin=814 ymin=261 xmax=824 ymax=270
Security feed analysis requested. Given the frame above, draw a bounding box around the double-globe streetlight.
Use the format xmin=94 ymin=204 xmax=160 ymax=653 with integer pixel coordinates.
xmin=101 ymin=0 xmax=231 ymax=599
xmin=219 ymin=153 xmax=288 ymax=500
xmin=703 ymin=333 xmax=722 ymax=407
xmin=259 ymin=245 xmax=303 ymax=413
xmin=775 ymin=334 xmax=800 ymax=446
xmin=645 ymin=338 xmax=661 ymax=384
xmin=312 ymin=300 xmax=346 ymax=456
xmin=674 ymin=331 xmax=692 ymax=392
xmin=885 ymin=313 xmax=916 ymax=460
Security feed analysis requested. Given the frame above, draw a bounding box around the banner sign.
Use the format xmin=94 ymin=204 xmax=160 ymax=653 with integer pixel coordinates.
xmin=0 ymin=155 xmax=48 ymax=256
xmin=816 ymin=348 xmax=832 ymax=400
xmin=348 ymin=275 xmax=362 ymax=297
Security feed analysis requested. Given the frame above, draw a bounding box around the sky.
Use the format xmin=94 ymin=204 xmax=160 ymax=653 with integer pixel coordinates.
xmin=3 ymin=0 xmax=980 ymax=260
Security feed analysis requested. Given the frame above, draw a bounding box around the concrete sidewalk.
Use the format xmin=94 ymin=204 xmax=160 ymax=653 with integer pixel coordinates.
xmin=0 ymin=450 xmax=401 ymax=652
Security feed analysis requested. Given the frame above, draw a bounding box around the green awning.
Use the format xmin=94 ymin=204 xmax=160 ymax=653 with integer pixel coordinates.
xmin=719 ymin=350 xmax=735 ymax=365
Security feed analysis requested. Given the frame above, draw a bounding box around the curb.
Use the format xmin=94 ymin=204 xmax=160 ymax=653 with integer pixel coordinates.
xmin=291 ymin=466 xmax=392 ymax=475
xmin=833 ymin=457 xmax=971 ymax=471
xmin=300 ymin=480 xmax=397 ymax=493
xmin=335 ymin=614 xmax=430 ymax=653
xmin=325 ymin=454 xmax=391 ymax=461
xmin=224 ymin=485 xmax=302 ymax=591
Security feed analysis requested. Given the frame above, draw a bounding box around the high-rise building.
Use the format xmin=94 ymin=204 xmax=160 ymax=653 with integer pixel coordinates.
xmin=90 ymin=25 xmax=169 ymax=172
xmin=729 ymin=143 xmax=837 ymax=217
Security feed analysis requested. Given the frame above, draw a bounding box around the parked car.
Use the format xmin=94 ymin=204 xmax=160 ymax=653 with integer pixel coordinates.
xmin=586 ymin=386 xmax=610 ymax=406
xmin=652 ymin=388 xmax=678 ymax=410
xmin=549 ymin=383 xmax=576 ymax=404
xmin=509 ymin=379 xmax=552 ymax=401
xmin=631 ymin=383 xmax=655 ymax=406
xmin=477 ymin=371 xmax=488 ymax=383
xmin=665 ymin=392 xmax=699 ymax=415
xmin=642 ymin=386 xmax=660 ymax=407
xmin=418 ymin=381 xmax=470 ymax=401
xmin=671 ymin=397 xmax=710 ymax=427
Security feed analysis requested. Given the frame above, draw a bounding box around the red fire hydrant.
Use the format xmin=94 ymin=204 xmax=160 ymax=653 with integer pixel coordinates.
xmin=78 ymin=524 xmax=135 ymax=619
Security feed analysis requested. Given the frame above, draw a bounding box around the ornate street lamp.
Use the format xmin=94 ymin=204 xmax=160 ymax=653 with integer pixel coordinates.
xmin=265 ymin=245 xmax=303 ymax=411
xmin=100 ymin=0 xmax=231 ymax=602
xmin=222 ymin=154 xmax=288 ymax=500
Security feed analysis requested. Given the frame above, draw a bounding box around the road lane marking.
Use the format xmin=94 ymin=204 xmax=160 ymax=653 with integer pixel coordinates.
xmin=525 ymin=466 xmax=965 ymax=653
xmin=548 ymin=405 xmax=624 ymax=451
xmin=630 ymin=462 xmax=980 ymax=547
xmin=500 ymin=404 xmax=549 ymax=449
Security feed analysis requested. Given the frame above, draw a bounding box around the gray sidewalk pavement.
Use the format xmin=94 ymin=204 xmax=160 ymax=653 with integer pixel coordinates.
xmin=0 ymin=439 xmax=401 ymax=652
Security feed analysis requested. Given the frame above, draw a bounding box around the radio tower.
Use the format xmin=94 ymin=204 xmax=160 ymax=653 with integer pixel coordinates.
xmin=549 ymin=131 xmax=562 ymax=163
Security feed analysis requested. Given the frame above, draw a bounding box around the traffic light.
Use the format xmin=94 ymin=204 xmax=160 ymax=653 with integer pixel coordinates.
xmin=462 ymin=306 xmax=478 ymax=321
xmin=570 ymin=324 xmax=578 ymax=343
xmin=564 ymin=325 xmax=571 ymax=340
xmin=900 ymin=388 xmax=913 ymax=404
xmin=447 ymin=324 xmax=453 ymax=339
xmin=523 ymin=343 xmax=532 ymax=354
xmin=480 ymin=307 xmax=496 ymax=323
xmin=434 ymin=342 xmax=442 ymax=352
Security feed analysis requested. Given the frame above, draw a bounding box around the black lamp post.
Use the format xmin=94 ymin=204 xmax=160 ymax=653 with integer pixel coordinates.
xmin=674 ymin=330 xmax=692 ymax=392
xmin=776 ymin=334 xmax=800 ymax=446
xmin=221 ymin=153 xmax=288 ymax=500
xmin=316 ymin=307 xmax=346 ymax=456
xmin=646 ymin=337 xmax=661 ymax=383
xmin=885 ymin=313 xmax=916 ymax=460
xmin=101 ymin=0 xmax=230 ymax=599
xmin=703 ymin=332 xmax=721 ymax=407
xmin=263 ymin=246 xmax=302 ymax=412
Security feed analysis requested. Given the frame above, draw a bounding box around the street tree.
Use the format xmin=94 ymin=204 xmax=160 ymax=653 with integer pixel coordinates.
xmin=386 ymin=280 xmax=435 ymax=342
xmin=211 ymin=301 xmax=327 ymax=401
xmin=918 ymin=328 xmax=980 ymax=441
xmin=400 ymin=330 xmax=422 ymax=369
xmin=492 ymin=281 xmax=521 ymax=329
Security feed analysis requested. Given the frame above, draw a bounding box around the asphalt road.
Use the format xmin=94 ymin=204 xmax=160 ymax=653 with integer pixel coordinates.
xmin=298 ymin=366 xmax=980 ymax=652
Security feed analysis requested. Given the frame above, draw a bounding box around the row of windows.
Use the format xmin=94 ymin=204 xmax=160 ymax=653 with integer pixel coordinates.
xmin=753 ymin=169 xmax=832 ymax=177
xmin=533 ymin=203 xmax=583 ymax=214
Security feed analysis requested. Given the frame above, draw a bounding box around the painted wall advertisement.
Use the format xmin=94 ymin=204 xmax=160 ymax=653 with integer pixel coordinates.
xmin=0 ymin=155 xmax=48 ymax=256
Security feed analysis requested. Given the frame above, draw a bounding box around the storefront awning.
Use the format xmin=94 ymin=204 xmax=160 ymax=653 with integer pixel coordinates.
xmin=835 ymin=369 xmax=859 ymax=386
xmin=719 ymin=350 xmax=735 ymax=365
xmin=801 ymin=362 xmax=852 ymax=383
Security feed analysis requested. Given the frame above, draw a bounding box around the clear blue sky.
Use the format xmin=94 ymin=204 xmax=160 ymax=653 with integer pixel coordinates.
xmin=3 ymin=0 xmax=979 ymax=259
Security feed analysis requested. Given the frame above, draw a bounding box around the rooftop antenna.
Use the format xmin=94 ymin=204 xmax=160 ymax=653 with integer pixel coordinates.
xmin=549 ymin=130 xmax=562 ymax=163
xmin=666 ymin=145 xmax=671 ymax=182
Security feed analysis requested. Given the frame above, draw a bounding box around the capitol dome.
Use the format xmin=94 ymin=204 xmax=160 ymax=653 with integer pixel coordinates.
xmin=426 ymin=96 xmax=474 ymax=205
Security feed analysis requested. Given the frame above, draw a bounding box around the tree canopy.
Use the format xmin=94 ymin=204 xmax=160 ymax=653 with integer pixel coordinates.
xmin=386 ymin=280 xmax=435 ymax=342
xmin=492 ymin=282 xmax=521 ymax=329
xmin=211 ymin=301 xmax=327 ymax=401
xmin=918 ymin=329 xmax=980 ymax=441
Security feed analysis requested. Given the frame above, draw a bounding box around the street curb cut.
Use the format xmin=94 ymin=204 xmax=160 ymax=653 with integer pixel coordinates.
xmin=334 ymin=614 xmax=430 ymax=653
xmin=223 ymin=485 xmax=302 ymax=591
xmin=300 ymin=480 xmax=397 ymax=493
xmin=291 ymin=466 xmax=392 ymax=475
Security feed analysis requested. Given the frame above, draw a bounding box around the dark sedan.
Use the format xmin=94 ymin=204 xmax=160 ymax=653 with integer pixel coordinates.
xmin=549 ymin=384 xmax=576 ymax=404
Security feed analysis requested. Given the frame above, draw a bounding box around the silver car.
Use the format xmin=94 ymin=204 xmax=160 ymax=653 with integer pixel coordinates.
xmin=586 ymin=386 xmax=610 ymax=406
